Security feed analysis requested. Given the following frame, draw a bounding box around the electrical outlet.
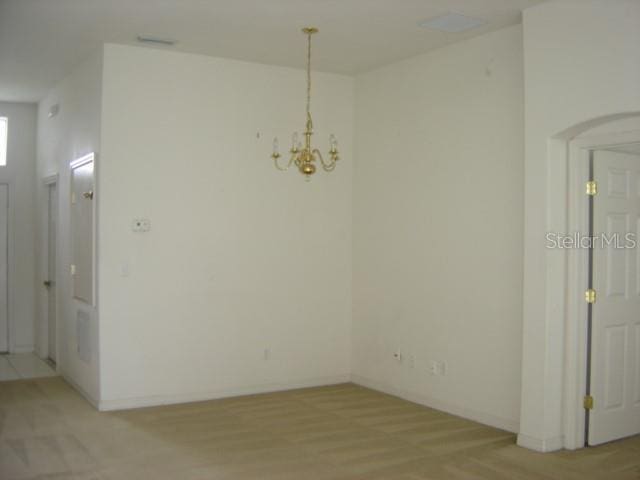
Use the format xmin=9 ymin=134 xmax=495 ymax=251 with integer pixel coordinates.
xmin=263 ymin=348 xmax=271 ymax=361
xmin=409 ymin=355 xmax=416 ymax=369
xmin=429 ymin=360 xmax=446 ymax=376
xmin=132 ymin=218 xmax=151 ymax=233
xmin=429 ymin=360 xmax=439 ymax=375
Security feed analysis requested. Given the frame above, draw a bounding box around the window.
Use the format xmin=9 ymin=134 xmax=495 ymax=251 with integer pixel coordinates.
xmin=0 ymin=117 xmax=7 ymax=166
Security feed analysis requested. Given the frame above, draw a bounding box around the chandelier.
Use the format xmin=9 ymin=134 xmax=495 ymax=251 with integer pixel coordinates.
xmin=271 ymin=27 xmax=339 ymax=180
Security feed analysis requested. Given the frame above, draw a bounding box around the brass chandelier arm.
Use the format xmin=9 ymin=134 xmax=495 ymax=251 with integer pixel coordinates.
xmin=272 ymin=151 xmax=296 ymax=171
xmin=313 ymin=149 xmax=337 ymax=172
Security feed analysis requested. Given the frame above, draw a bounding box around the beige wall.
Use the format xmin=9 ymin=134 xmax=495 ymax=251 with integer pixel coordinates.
xmin=33 ymin=2 xmax=638 ymax=446
xmin=98 ymin=44 xmax=354 ymax=407
xmin=352 ymin=25 xmax=524 ymax=432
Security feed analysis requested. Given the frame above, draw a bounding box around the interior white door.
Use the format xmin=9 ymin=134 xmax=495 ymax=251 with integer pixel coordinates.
xmin=47 ymin=183 xmax=57 ymax=363
xmin=589 ymin=148 xmax=640 ymax=445
xmin=0 ymin=184 xmax=7 ymax=352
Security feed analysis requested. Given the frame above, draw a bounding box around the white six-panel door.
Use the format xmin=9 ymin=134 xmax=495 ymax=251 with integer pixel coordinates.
xmin=589 ymin=149 xmax=640 ymax=445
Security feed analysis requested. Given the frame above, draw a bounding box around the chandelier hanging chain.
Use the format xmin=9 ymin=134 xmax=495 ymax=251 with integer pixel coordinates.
xmin=270 ymin=27 xmax=340 ymax=180
xmin=306 ymin=29 xmax=312 ymax=124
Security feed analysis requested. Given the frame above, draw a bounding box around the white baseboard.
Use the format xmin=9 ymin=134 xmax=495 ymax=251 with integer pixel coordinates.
xmin=98 ymin=374 xmax=351 ymax=411
xmin=351 ymin=374 xmax=520 ymax=434
xmin=62 ymin=373 xmax=100 ymax=409
xmin=10 ymin=345 xmax=35 ymax=354
xmin=517 ymin=433 xmax=564 ymax=452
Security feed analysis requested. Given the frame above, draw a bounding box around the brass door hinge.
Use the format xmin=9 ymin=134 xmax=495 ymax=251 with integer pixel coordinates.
xmin=586 ymin=181 xmax=598 ymax=196
xmin=585 ymin=289 xmax=596 ymax=304
xmin=584 ymin=395 xmax=594 ymax=410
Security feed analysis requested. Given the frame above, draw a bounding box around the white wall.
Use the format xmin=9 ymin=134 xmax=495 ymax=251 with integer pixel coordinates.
xmin=0 ymin=102 xmax=37 ymax=352
xmin=37 ymin=50 xmax=103 ymax=402
xmin=352 ymin=26 xmax=524 ymax=432
xmin=26 ymin=2 xmax=639 ymax=450
xmin=519 ymin=0 xmax=640 ymax=451
xmin=98 ymin=44 xmax=353 ymax=407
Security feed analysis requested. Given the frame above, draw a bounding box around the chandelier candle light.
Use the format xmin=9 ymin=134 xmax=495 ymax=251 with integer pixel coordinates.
xmin=271 ymin=27 xmax=340 ymax=180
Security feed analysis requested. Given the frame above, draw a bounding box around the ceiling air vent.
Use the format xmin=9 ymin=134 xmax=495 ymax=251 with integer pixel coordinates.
xmin=419 ymin=13 xmax=487 ymax=33
xmin=136 ymin=35 xmax=177 ymax=46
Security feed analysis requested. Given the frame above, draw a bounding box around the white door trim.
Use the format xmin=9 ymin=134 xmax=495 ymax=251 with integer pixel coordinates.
xmin=0 ymin=183 xmax=9 ymax=353
xmin=519 ymin=112 xmax=640 ymax=453
xmin=564 ymin=128 xmax=640 ymax=449
xmin=70 ymin=152 xmax=97 ymax=306
xmin=43 ymin=174 xmax=58 ymax=186
xmin=40 ymin=174 xmax=59 ymax=366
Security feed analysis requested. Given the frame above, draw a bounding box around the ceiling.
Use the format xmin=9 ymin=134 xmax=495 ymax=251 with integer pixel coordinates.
xmin=603 ymin=143 xmax=640 ymax=156
xmin=0 ymin=0 xmax=546 ymax=103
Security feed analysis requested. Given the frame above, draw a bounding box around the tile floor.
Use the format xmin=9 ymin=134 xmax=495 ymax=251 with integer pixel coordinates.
xmin=0 ymin=353 xmax=57 ymax=381
xmin=1 ymin=378 xmax=639 ymax=479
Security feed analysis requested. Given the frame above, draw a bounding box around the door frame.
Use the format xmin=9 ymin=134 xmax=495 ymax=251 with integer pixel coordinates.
xmin=40 ymin=173 xmax=59 ymax=364
xmin=564 ymin=129 xmax=640 ymax=449
xmin=0 ymin=182 xmax=9 ymax=353
xmin=70 ymin=153 xmax=97 ymax=306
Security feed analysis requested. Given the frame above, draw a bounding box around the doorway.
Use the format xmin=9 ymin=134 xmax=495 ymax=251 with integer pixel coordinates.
xmin=0 ymin=184 xmax=7 ymax=352
xmin=45 ymin=181 xmax=58 ymax=364
xmin=585 ymin=143 xmax=640 ymax=446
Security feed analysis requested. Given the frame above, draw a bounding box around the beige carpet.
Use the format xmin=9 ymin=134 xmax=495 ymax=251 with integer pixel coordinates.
xmin=1 ymin=377 xmax=639 ymax=479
